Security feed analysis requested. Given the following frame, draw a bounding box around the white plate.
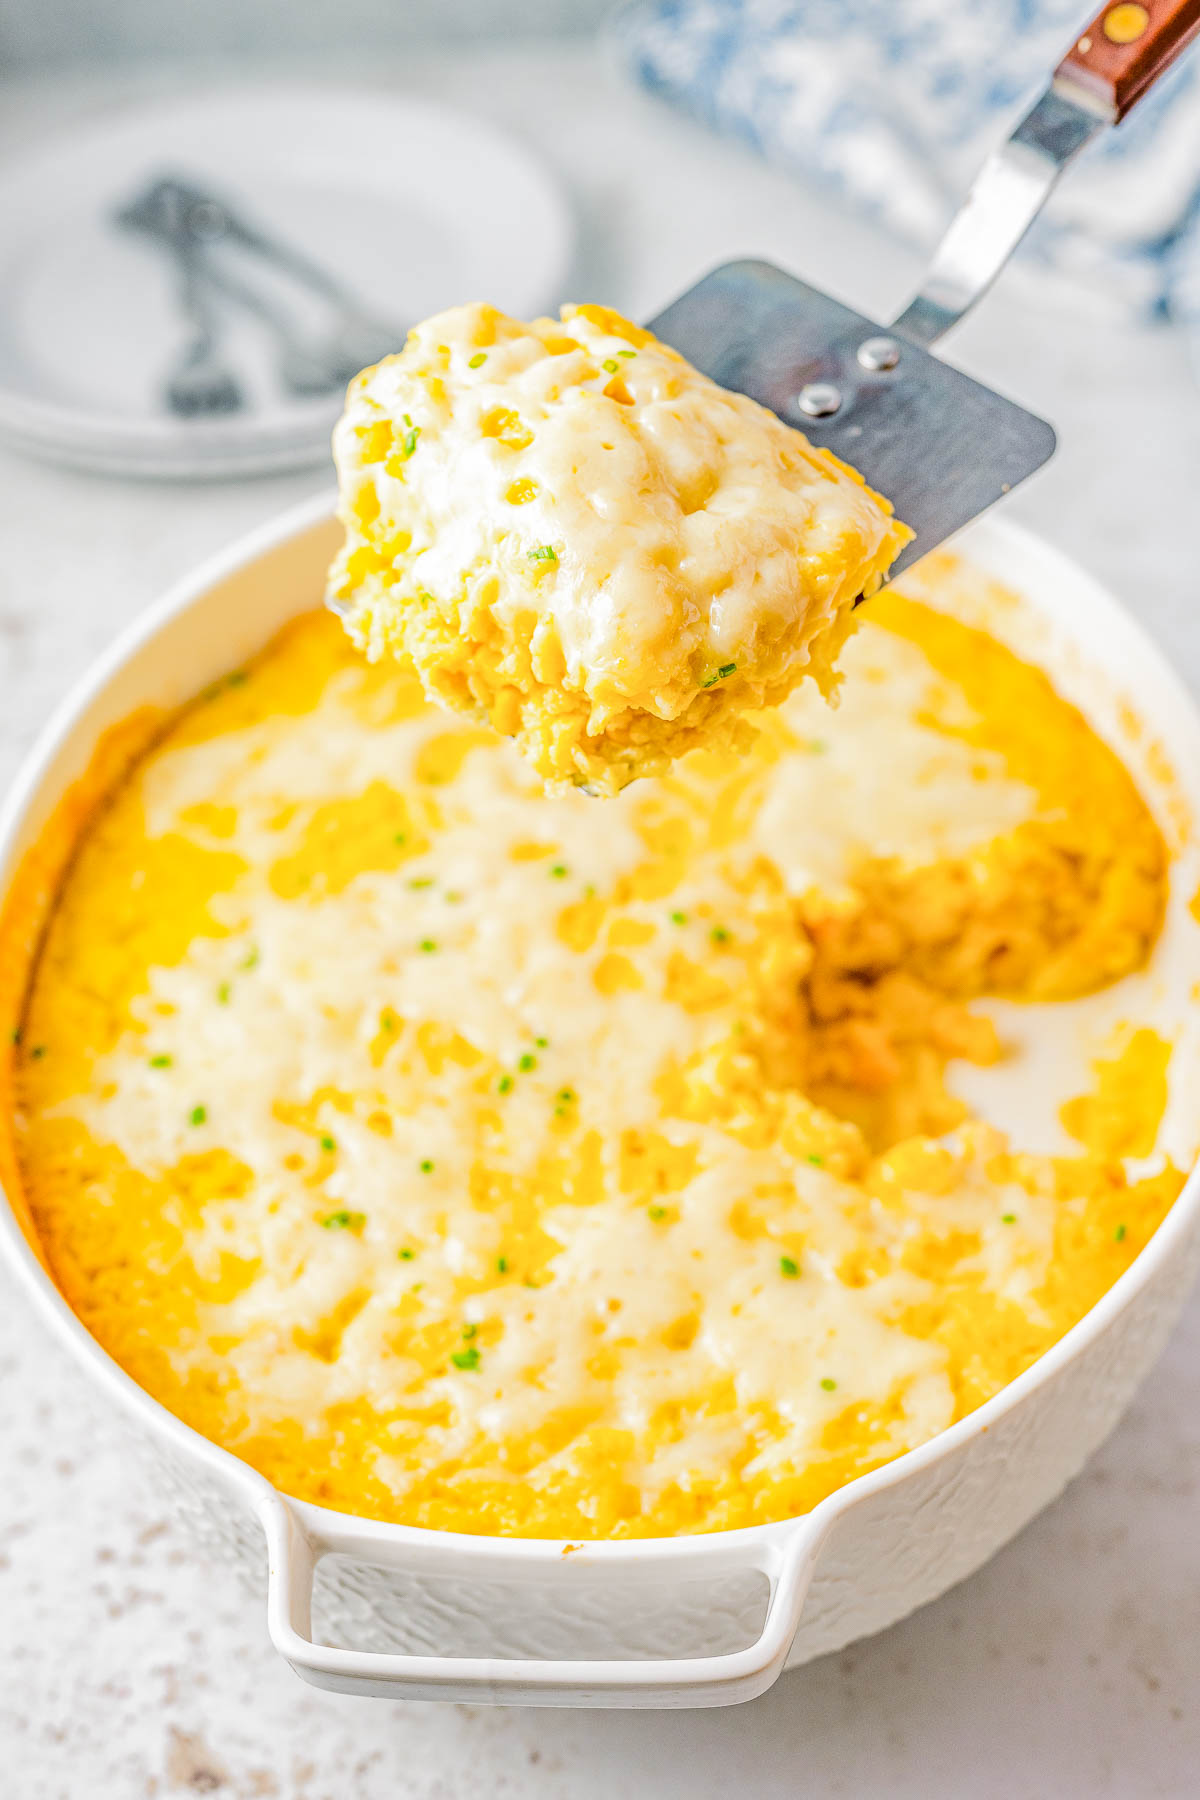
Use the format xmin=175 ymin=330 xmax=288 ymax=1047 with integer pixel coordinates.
xmin=0 ymin=84 xmax=573 ymax=479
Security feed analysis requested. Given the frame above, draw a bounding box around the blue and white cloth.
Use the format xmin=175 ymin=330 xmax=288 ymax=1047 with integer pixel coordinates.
xmin=610 ymin=0 xmax=1200 ymax=328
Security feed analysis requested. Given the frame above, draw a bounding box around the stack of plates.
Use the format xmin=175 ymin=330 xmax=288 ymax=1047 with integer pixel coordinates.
xmin=0 ymin=85 xmax=573 ymax=479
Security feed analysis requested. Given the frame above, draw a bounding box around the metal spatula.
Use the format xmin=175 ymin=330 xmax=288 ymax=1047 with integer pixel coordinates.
xmin=649 ymin=1 xmax=1200 ymax=577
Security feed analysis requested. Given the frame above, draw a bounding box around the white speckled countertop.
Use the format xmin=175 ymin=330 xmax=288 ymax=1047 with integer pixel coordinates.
xmin=2 ymin=42 xmax=1199 ymax=1800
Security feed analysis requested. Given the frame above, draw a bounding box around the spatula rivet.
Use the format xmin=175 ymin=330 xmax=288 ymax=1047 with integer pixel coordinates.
xmin=796 ymin=382 xmax=842 ymax=418
xmin=857 ymin=336 xmax=901 ymax=372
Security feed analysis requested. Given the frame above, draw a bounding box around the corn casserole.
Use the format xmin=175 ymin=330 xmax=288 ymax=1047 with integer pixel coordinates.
xmin=328 ymin=303 xmax=911 ymax=794
xmin=7 ymin=557 xmax=1180 ymax=1539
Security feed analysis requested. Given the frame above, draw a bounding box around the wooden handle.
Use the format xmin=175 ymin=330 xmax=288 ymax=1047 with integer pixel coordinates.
xmin=1057 ymin=0 xmax=1200 ymax=121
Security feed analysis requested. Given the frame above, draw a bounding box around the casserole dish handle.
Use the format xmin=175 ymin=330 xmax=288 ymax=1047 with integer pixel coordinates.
xmin=262 ymin=1495 xmax=825 ymax=1708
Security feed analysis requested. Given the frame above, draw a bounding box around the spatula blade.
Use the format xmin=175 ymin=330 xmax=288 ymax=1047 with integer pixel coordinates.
xmin=648 ymin=260 xmax=1055 ymax=578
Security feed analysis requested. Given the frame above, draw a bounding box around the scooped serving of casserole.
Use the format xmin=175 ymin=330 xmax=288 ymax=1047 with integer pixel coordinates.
xmin=7 ymin=544 xmax=1183 ymax=1541
xmin=329 ymin=303 xmax=911 ymax=794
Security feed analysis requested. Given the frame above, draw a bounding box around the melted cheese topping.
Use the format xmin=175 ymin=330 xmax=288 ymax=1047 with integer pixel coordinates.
xmin=329 ymin=303 xmax=911 ymax=794
xmin=13 ymin=585 xmax=1179 ymax=1539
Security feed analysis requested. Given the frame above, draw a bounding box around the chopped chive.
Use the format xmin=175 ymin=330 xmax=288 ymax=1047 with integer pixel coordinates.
xmin=527 ymin=544 xmax=557 ymax=563
xmin=401 ymin=425 xmax=421 ymax=459
xmin=322 ymin=1209 xmax=364 ymax=1231
xmin=717 ymin=662 xmax=736 ymax=679
xmin=617 ymin=350 xmax=635 ymax=359
xmin=779 ymin=1255 xmax=800 ymax=1278
xmin=807 ymin=739 xmax=829 ymax=755
xmin=419 ymin=939 xmax=438 ymax=954
xmin=1001 ymin=1212 xmax=1017 ymax=1224
xmin=497 ymin=1074 xmax=514 ymax=1094
xmin=409 ymin=876 xmax=434 ymax=889
xmin=820 ymin=1377 xmax=838 ymax=1392
xmin=403 ymin=413 xmax=413 ymax=426
xmin=149 ymin=1054 xmax=172 ymax=1068
xmin=711 ymin=926 xmax=730 ymax=944
xmin=496 ymin=1255 xmax=509 ymax=1273
xmin=451 ymin=1346 xmax=481 ymax=1371
xmin=398 ymin=1247 xmax=416 ymax=1260
xmin=1115 ymin=1222 xmax=1127 ymax=1242
xmin=30 ymin=1045 xmax=46 ymax=1059
xmin=217 ymin=981 xmax=231 ymax=1004
xmin=393 ymin=831 xmax=407 ymax=845
xmin=648 ymin=1204 xmax=667 ymax=1222
xmin=462 ymin=1323 xmax=478 ymax=1340
xmin=535 ymin=1036 xmax=549 ymax=1048
xmin=445 ymin=891 xmax=463 ymax=904
xmin=807 ymin=1154 xmax=824 ymax=1167
xmin=189 ymin=1105 xmax=207 ymax=1126
xmin=320 ymin=1134 xmax=336 ymax=1153
xmin=240 ymin=945 xmax=259 ymax=971
xmin=602 ymin=358 xmax=618 ymax=373
xmin=550 ymin=864 xmax=568 ymax=878
xmin=419 ymin=1159 xmax=435 ymax=1174
xmin=557 ymin=1089 xmax=575 ymax=1104
xmin=518 ymin=1053 xmax=537 ymax=1072
xmin=670 ymin=910 xmax=687 ymax=925
xmin=468 ymin=352 xmax=487 ymax=369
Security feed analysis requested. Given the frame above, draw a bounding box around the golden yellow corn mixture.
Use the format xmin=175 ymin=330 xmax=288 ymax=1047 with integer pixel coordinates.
xmin=329 ymin=303 xmax=911 ymax=794
xmin=11 ymin=569 xmax=1181 ymax=1539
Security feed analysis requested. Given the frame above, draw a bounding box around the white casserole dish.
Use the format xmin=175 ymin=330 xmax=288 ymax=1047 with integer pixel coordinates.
xmin=1 ymin=493 xmax=1198 ymax=1710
